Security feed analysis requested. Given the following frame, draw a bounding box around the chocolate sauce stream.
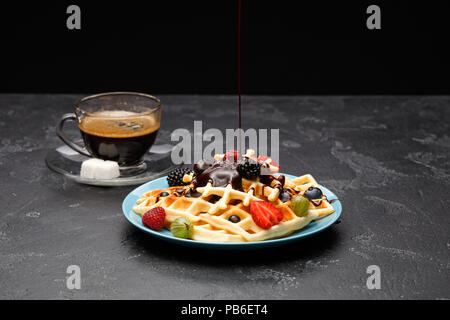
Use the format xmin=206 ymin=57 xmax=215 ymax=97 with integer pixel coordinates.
xmin=238 ymin=0 xmax=242 ymax=130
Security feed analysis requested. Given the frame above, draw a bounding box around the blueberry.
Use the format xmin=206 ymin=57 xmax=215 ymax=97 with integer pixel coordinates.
xmin=228 ymin=215 xmax=241 ymax=223
xmin=304 ymin=187 xmax=322 ymax=200
xmin=159 ymin=192 xmax=169 ymax=197
xmin=279 ymin=188 xmax=292 ymax=202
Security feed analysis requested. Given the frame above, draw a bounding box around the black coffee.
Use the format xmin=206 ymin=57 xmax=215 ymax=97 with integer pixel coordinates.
xmin=79 ymin=111 xmax=159 ymax=165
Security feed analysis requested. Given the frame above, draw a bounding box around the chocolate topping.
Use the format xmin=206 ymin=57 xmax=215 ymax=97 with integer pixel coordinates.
xmin=184 ymin=188 xmax=202 ymax=198
xmin=207 ymin=195 xmax=221 ymax=203
xmin=194 ymin=159 xmax=213 ymax=175
xmin=192 ymin=161 xmax=242 ymax=190
xmin=260 ymin=174 xmax=286 ymax=189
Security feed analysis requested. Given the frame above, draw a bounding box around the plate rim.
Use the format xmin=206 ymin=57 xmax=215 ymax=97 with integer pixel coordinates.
xmin=122 ymin=173 xmax=342 ymax=248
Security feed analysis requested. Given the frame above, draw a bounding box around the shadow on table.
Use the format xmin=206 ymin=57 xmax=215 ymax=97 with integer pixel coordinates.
xmin=122 ymin=224 xmax=341 ymax=266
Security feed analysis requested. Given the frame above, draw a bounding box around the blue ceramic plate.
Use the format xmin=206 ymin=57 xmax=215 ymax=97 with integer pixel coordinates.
xmin=122 ymin=174 xmax=342 ymax=249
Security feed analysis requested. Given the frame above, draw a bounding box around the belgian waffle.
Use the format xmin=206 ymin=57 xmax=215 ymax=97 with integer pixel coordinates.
xmin=133 ymin=173 xmax=335 ymax=243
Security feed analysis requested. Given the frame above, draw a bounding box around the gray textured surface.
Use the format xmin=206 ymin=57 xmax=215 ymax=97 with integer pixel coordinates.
xmin=0 ymin=94 xmax=449 ymax=299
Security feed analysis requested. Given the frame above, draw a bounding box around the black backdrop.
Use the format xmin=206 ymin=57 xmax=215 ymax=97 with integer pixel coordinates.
xmin=2 ymin=0 xmax=450 ymax=94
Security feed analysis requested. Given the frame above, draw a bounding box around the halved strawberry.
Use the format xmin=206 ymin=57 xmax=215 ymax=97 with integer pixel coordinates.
xmin=223 ymin=150 xmax=239 ymax=162
xmin=250 ymin=201 xmax=283 ymax=229
xmin=257 ymin=155 xmax=280 ymax=172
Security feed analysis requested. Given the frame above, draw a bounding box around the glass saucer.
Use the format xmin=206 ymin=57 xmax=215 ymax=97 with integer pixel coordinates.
xmin=45 ymin=142 xmax=180 ymax=186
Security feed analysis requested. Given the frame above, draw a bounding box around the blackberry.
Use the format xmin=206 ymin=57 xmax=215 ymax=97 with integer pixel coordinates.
xmin=238 ymin=158 xmax=261 ymax=180
xmin=167 ymin=167 xmax=193 ymax=187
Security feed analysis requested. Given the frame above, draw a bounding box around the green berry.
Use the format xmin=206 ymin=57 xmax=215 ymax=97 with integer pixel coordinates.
xmin=290 ymin=196 xmax=310 ymax=217
xmin=170 ymin=217 xmax=194 ymax=239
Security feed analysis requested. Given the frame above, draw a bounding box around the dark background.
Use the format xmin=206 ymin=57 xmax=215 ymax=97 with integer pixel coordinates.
xmin=2 ymin=0 xmax=450 ymax=94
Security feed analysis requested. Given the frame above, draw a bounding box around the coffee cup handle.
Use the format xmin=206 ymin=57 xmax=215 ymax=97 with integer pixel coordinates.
xmin=56 ymin=113 xmax=91 ymax=157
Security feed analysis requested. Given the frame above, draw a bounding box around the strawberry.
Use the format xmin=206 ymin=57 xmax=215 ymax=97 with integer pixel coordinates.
xmin=223 ymin=150 xmax=239 ymax=162
xmin=142 ymin=207 xmax=166 ymax=231
xmin=250 ymin=201 xmax=283 ymax=229
xmin=257 ymin=155 xmax=280 ymax=172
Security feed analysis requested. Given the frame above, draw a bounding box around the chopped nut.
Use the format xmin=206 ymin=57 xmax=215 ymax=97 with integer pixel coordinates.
xmin=244 ymin=149 xmax=256 ymax=159
xmin=182 ymin=172 xmax=194 ymax=183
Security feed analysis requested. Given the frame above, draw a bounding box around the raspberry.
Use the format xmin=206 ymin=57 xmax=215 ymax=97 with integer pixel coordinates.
xmin=167 ymin=167 xmax=193 ymax=187
xmin=223 ymin=150 xmax=239 ymax=162
xmin=142 ymin=207 xmax=166 ymax=231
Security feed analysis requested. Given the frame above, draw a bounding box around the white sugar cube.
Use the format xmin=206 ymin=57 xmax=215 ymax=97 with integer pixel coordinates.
xmin=80 ymin=159 xmax=103 ymax=179
xmin=80 ymin=158 xmax=120 ymax=180
xmin=94 ymin=160 xmax=120 ymax=179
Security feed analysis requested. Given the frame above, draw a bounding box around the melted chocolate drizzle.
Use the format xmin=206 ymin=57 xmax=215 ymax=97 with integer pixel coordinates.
xmin=260 ymin=174 xmax=285 ymax=190
xmin=185 ymin=189 xmax=202 ymax=198
xmin=192 ymin=161 xmax=242 ymax=190
xmin=194 ymin=159 xmax=213 ymax=175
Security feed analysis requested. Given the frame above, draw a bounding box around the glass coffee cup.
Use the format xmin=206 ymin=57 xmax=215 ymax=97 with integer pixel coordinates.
xmin=57 ymin=92 xmax=161 ymax=174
